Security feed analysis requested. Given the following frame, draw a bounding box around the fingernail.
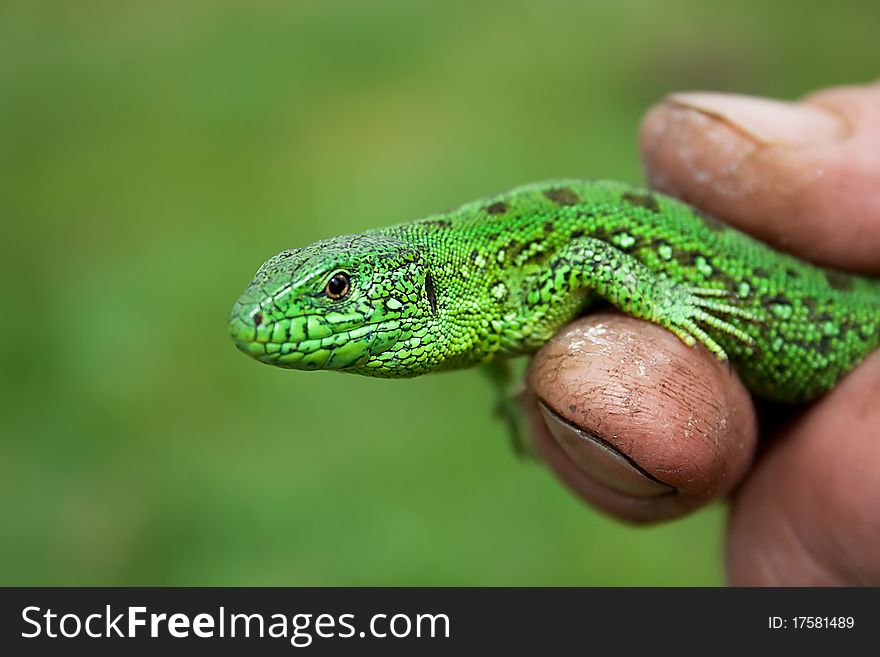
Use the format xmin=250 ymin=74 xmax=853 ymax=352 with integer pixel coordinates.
xmin=668 ymin=92 xmax=846 ymax=146
xmin=538 ymin=402 xmax=674 ymax=498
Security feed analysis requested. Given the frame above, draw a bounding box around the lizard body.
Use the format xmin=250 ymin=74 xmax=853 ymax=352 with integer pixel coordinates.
xmin=230 ymin=180 xmax=880 ymax=402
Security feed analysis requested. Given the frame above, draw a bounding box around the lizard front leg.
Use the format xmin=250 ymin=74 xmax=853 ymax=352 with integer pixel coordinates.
xmin=530 ymin=237 xmax=760 ymax=360
xmin=482 ymin=359 xmax=535 ymax=458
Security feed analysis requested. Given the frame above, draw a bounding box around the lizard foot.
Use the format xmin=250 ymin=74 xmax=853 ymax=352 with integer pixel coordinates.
xmin=657 ymin=284 xmax=760 ymax=361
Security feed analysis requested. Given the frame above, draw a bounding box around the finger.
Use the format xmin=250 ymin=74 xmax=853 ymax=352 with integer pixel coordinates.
xmin=640 ymin=82 xmax=880 ymax=274
xmin=522 ymin=312 xmax=757 ymax=523
xmin=726 ymin=350 xmax=880 ymax=585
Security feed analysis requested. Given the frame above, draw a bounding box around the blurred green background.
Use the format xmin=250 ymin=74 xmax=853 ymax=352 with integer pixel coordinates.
xmin=1 ymin=0 xmax=876 ymax=585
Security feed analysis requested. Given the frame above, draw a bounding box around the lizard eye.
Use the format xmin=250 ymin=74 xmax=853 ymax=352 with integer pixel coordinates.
xmin=324 ymin=272 xmax=351 ymax=300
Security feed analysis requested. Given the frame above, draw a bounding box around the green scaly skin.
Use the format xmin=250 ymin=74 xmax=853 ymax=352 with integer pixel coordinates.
xmin=230 ymin=180 xmax=880 ymax=403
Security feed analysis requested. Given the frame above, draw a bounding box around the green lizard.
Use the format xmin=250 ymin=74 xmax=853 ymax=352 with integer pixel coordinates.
xmin=229 ymin=180 xmax=880 ymax=411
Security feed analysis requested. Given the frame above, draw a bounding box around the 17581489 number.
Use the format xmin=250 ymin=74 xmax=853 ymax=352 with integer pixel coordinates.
xmin=769 ymin=617 xmax=855 ymax=629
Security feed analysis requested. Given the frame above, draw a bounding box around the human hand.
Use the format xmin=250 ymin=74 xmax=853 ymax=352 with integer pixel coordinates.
xmin=521 ymin=82 xmax=880 ymax=585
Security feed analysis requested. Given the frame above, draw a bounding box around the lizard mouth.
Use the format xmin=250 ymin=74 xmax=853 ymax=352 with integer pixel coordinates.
xmin=229 ymin=310 xmax=401 ymax=371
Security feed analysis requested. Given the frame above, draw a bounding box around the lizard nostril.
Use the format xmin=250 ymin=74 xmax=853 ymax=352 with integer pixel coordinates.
xmin=252 ymin=311 xmax=264 ymax=327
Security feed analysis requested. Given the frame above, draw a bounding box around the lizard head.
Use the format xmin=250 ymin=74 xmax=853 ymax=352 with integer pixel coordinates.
xmin=229 ymin=233 xmax=433 ymax=373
